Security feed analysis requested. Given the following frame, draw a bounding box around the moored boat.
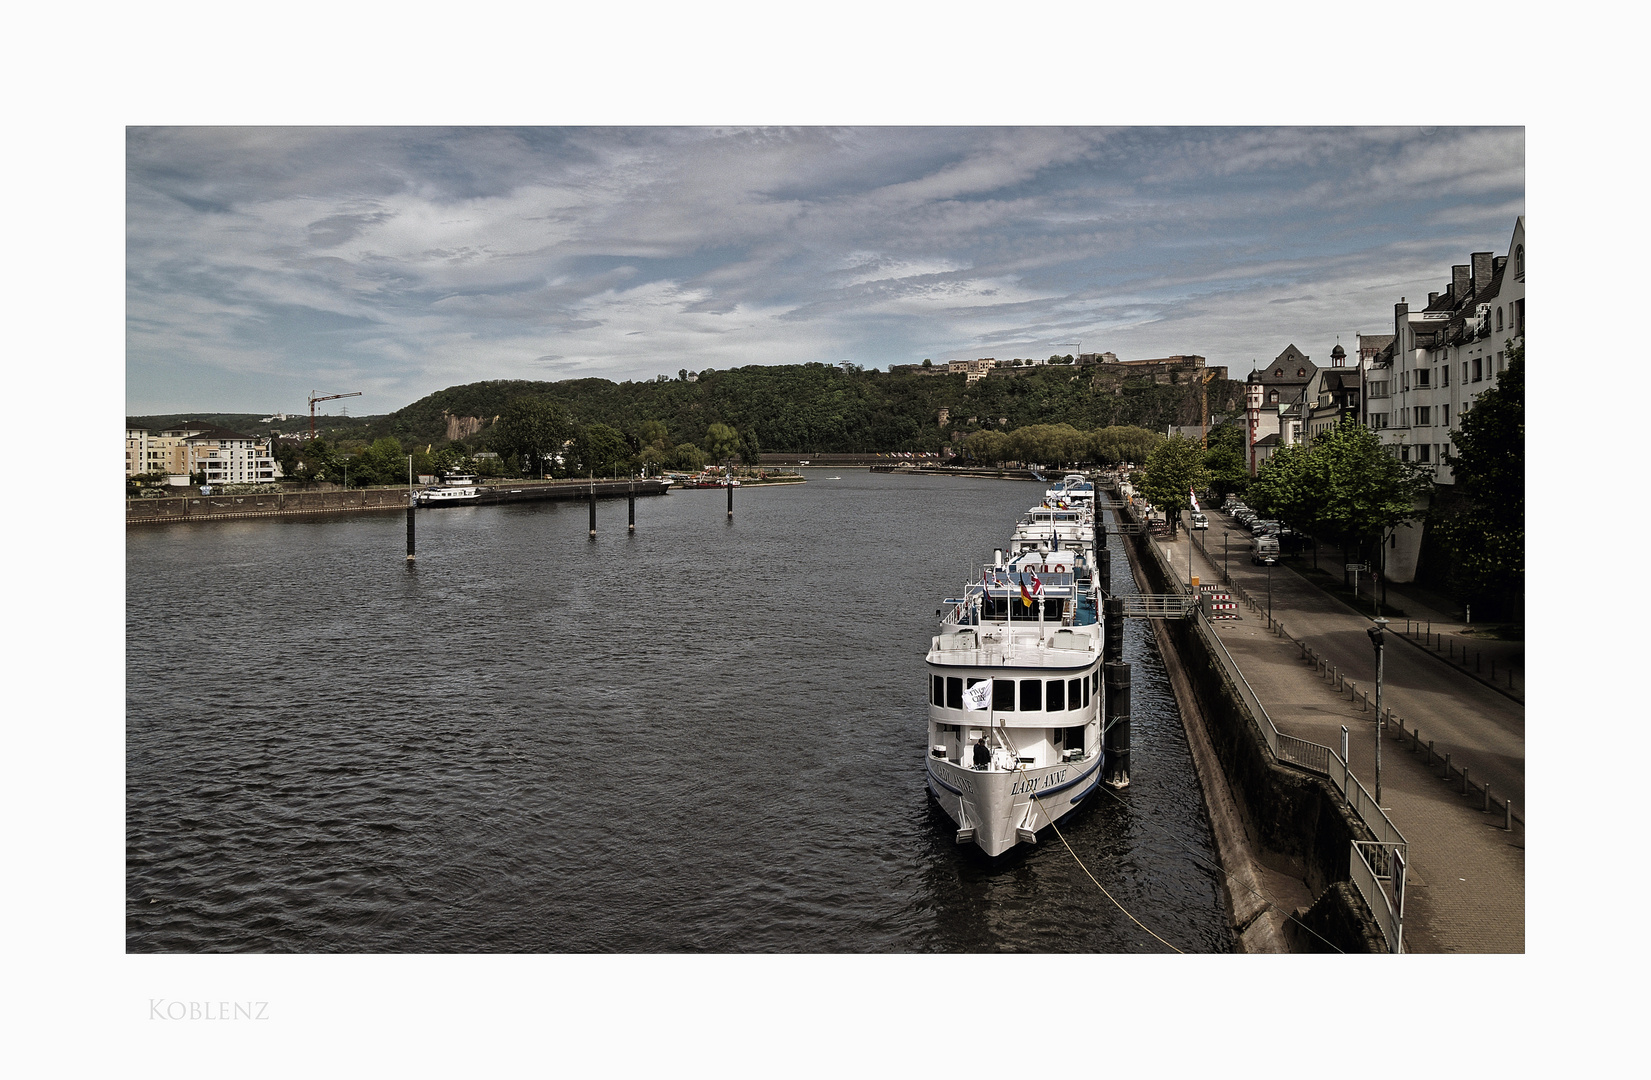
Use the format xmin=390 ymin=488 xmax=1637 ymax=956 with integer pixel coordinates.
xmin=925 ymin=543 xmax=1106 ymax=856
xmin=416 ymin=471 xmax=482 ymax=505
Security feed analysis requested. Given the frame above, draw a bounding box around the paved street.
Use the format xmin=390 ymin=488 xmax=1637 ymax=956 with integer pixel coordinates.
xmin=1148 ymin=513 xmax=1525 ymax=952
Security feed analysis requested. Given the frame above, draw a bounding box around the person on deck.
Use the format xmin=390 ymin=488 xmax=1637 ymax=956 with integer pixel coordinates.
xmin=972 ymin=737 xmax=990 ymax=770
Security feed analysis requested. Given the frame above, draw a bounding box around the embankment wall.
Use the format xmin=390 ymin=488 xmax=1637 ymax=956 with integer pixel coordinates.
xmin=1113 ymin=500 xmax=1385 ymax=952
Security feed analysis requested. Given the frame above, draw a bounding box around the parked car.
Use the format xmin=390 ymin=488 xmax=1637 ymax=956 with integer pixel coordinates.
xmin=1252 ymin=535 xmax=1279 ymax=564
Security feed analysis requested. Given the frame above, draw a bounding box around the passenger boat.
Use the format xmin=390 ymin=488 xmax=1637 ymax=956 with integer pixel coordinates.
xmin=925 ymin=541 xmax=1106 ymax=856
xmin=416 ymin=472 xmax=482 ymax=505
xmin=1007 ymin=503 xmax=1095 ymax=561
xmin=1043 ymin=472 xmax=1096 ymax=510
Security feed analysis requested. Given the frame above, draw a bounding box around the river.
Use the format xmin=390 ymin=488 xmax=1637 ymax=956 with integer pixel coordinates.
xmin=126 ymin=468 xmax=1231 ymax=952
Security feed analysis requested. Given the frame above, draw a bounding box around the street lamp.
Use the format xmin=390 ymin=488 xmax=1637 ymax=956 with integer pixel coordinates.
xmin=1367 ymin=617 xmax=1389 ymax=804
xmin=1224 ymin=531 xmax=1229 ymax=582
xmin=1266 ymin=559 xmax=1273 ymax=623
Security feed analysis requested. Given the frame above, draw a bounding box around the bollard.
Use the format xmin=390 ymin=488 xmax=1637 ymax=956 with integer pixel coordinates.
xmin=1363 ymin=690 xmax=1369 ymax=712
xmin=589 ymin=481 xmax=597 ymax=539
xmin=1449 ymin=640 xmax=1454 ymax=660
xmin=1505 ymin=799 xmax=1513 ymax=831
xmin=1426 ymin=740 xmax=1434 ymax=765
xmin=406 ymin=504 xmax=415 ymax=562
xmin=1444 ymin=753 xmax=1451 ymax=781
xmin=1411 ymin=727 xmax=1419 ymax=752
xmin=628 ymin=481 xmax=636 ymax=534
xmin=1483 ymin=783 xmax=1491 ymax=813
xmin=1461 ymin=766 xmax=1470 ymax=795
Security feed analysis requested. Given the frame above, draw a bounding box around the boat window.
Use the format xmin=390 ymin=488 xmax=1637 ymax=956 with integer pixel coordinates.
xmin=992 ymin=679 xmax=1015 ymax=711
xmin=931 ymin=675 xmax=943 ymax=706
xmin=1063 ymin=726 xmax=1085 ymax=754
xmin=1069 ymin=678 xmax=1082 ymax=708
xmin=1019 ymin=679 xmax=1042 ymax=711
xmin=1047 ymin=679 xmax=1065 ymax=711
xmin=1092 ymin=670 xmax=1100 ymax=693
xmin=946 ymin=677 xmax=963 ymax=710
xmin=1083 ymin=678 xmax=1091 ymax=707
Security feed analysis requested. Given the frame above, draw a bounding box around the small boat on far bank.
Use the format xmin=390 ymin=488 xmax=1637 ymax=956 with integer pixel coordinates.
xmin=417 ymin=472 xmax=482 ymax=505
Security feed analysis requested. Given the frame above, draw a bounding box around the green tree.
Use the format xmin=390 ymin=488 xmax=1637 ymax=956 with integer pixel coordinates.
xmin=1202 ymin=423 xmax=1250 ymax=498
xmin=704 ymin=422 xmax=742 ymax=464
xmin=491 ymin=396 xmax=570 ymax=478
xmin=1434 ymin=346 xmax=1523 ymax=617
xmin=1251 ymin=421 xmax=1430 ymax=574
xmin=572 ymin=423 xmax=631 ymax=477
xmin=1141 ymin=435 xmax=1209 ymax=538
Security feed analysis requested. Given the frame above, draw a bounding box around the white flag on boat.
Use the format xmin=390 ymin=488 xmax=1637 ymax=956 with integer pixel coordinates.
xmin=963 ymin=678 xmax=992 ymax=711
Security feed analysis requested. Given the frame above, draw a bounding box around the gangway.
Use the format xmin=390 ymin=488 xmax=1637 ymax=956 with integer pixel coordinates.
xmin=1121 ymin=595 xmax=1199 ymax=619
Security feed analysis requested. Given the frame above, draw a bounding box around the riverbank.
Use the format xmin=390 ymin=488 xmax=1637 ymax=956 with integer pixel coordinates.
xmin=127 ymin=478 xmax=665 ymax=525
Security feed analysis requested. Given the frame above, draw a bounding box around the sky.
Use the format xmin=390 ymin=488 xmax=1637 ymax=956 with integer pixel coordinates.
xmin=125 ymin=126 xmax=1524 ymax=417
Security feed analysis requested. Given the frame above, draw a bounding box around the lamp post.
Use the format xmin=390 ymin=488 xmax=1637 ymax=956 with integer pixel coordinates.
xmin=1266 ymin=558 xmax=1273 ymax=623
xmin=1367 ymin=617 xmax=1389 ymax=804
xmin=1224 ymin=531 xmax=1229 ymax=582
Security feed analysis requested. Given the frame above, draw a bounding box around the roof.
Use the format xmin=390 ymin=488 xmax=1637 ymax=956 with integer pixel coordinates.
xmin=1253 ymin=433 xmax=1282 ymax=448
xmin=183 ymin=425 xmax=259 ymax=443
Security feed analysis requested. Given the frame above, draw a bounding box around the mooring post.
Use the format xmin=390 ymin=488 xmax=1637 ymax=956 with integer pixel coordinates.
xmin=589 ymin=475 xmax=597 ymax=539
xmin=628 ymin=479 xmax=636 ymax=534
xmin=1426 ymin=740 xmax=1434 ymax=765
xmin=1103 ymin=659 xmax=1131 ymax=789
xmin=1461 ymin=767 xmax=1470 ymax=795
xmin=1103 ymin=597 xmax=1124 ymax=664
xmin=1483 ymin=782 xmax=1491 ymax=813
xmin=1505 ymin=799 xmax=1513 ymax=831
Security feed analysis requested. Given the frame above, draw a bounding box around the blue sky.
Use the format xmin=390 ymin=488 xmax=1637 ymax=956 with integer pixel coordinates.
xmin=126 ymin=126 xmax=1524 ymax=416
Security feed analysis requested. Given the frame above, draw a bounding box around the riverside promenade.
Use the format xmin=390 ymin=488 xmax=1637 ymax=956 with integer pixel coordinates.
xmin=1153 ymin=518 xmax=1525 ymax=952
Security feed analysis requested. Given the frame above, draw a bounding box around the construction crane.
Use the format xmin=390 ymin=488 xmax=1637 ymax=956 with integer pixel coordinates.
xmin=309 ymin=390 xmax=362 ymax=439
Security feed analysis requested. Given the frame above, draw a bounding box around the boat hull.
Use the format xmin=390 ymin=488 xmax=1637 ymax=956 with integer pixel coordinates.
xmin=926 ymin=754 xmax=1103 ymax=857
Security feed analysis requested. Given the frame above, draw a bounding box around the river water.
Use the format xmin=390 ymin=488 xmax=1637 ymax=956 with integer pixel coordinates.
xmin=126 ymin=469 xmax=1231 ymax=953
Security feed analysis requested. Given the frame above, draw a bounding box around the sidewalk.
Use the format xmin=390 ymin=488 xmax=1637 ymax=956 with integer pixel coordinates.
xmin=1152 ymin=526 xmax=1525 ymax=952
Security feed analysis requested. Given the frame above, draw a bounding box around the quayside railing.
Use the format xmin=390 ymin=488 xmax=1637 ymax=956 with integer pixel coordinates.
xmin=1126 ymin=511 xmax=1409 ymax=952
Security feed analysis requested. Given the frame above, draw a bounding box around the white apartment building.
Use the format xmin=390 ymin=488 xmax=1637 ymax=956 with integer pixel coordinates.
xmin=1371 ymin=216 xmax=1525 ymax=483
xmin=125 ymin=423 xmax=282 ymax=484
xmin=1362 ymin=216 xmax=1525 ymax=580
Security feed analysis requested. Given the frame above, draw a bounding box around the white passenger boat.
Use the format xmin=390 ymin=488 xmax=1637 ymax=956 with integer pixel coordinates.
xmin=925 ymin=544 xmax=1106 ymax=856
xmin=1043 ymin=472 xmax=1096 ymax=510
xmin=416 ymin=472 xmax=482 ymax=505
xmin=1007 ymin=503 xmax=1095 ymax=561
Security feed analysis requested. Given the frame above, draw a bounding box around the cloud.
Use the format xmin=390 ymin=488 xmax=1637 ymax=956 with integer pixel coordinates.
xmin=126 ymin=126 xmax=1525 ymax=414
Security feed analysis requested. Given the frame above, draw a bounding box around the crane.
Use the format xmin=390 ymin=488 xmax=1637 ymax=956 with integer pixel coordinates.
xmin=309 ymin=390 xmax=362 ymax=439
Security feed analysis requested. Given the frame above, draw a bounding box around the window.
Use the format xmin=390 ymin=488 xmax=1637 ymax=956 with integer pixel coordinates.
xmin=1496 ymin=307 xmax=1504 ymax=331
xmin=1401 ymin=371 xmax=1409 ymax=392
xmin=1019 ymin=679 xmax=1042 ymax=711
xmin=1414 ymin=406 xmax=1431 ymax=426
xmin=1070 ymin=678 xmax=1083 ymax=708
xmin=1047 ymin=679 xmax=1065 ymax=712
xmin=1515 ymin=245 xmax=1524 ymax=279
xmin=1083 ymin=678 xmax=1090 ymax=707
xmin=1461 ymin=361 xmax=1468 ymax=382
xmin=1441 ymin=365 xmax=1450 ymax=387
xmin=1400 ymin=445 xmax=1410 ymax=462
xmin=1417 ymin=444 xmax=1432 ymax=463
xmin=1473 ymin=358 xmax=1483 ymax=382
xmin=946 ymin=677 xmax=963 ymax=710
xmin=992 ymin=680 xmax=1016 ymax=711
xmin=1370 ymin=413 xmax=1388 ymax=429
xmin=1268 ymin=390 xmax=1279 ymax=403
xmin=1416 ymin=368 xmax=1430 ymax=388
xmin=1442 ymin=403 xmax=1450 ymax=427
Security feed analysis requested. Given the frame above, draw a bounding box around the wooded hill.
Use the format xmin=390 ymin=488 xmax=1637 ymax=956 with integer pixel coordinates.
xmin=366 ymin=363 xmax=1247 ymax=455
xmin=130 ymin=362 xmax=1247 ymax=455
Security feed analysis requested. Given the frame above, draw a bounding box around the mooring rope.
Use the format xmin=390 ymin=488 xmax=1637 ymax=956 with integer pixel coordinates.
xmin=1030 ymin=790 xmax=1184 ymax=953
xmin=1085 ymin=780 xmax=1346 ymax=954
